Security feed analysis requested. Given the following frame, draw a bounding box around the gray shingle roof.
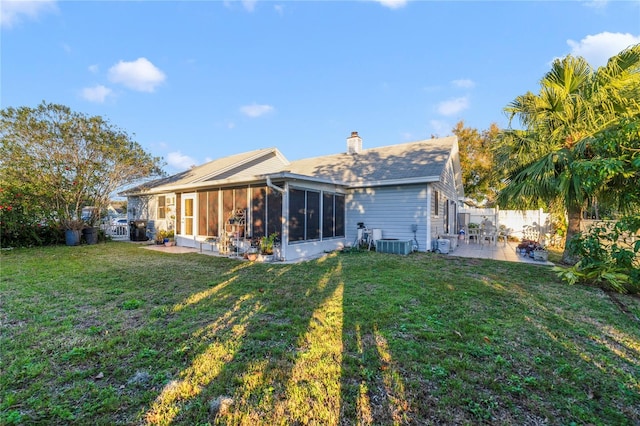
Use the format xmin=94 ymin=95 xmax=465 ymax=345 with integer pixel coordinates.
xmin=281 ymin=136 xmax=457 ymax=186
xmin=122 ymin=136 xmax=458 ymax=194
xmin=122 ymin=148 xmax=284 ymax=194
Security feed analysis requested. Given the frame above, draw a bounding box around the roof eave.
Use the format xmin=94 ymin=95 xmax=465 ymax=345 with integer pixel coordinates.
xmin=122 ymin=173 xmax=443 ymax=197
xmin=346 ymin=176 xmax=441 ymax=189
xmin=121 ymin=174 xmax=268 ymax=196
xmin=262 ymin=171 xmax=350 ymax=187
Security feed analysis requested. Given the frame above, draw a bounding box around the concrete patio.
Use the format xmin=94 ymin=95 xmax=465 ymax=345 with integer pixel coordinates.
xmin=446 ymin=239 xmax=554 ymax=266
xmin=140 ymin=239 xmax=554 ymax=266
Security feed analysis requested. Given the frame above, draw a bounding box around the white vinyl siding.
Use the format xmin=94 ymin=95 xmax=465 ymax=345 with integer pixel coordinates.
xmin=431 ymin=157 xmax=460 ymax=236
xmin=346 ymin=184 xmax=429 ymax=250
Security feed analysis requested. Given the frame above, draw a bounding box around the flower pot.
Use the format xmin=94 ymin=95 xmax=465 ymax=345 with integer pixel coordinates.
xmin=65 ymin=229 xmax=81 ymax=246
xmin=533 ymin=250 xmax=548 ymax=261
xmin=82 ymin=227 xmax=98 ymax=245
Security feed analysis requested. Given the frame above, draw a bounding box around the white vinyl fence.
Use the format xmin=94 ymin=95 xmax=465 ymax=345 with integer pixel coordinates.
xmin=102 ymin=223 xmax=129 ymax=240
xmin=459 ymin=207 xmax=550 ymax=242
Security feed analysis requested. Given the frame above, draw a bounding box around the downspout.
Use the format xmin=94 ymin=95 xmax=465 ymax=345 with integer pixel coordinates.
xmin=266 ymin=176 xmax=285 ymax=194
xmin=266 ymin=176 xmax=287 ymax=261
xmin=426 ymin=185 xmax=433 ymax=252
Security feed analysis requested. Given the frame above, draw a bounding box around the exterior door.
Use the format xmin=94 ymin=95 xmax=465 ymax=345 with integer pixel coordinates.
xmin=181 ymin=194 xmax=196 ymax=237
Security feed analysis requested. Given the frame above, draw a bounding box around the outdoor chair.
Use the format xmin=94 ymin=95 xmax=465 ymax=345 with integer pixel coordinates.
xmin=481 ymin=225 xmax=497 ymax=246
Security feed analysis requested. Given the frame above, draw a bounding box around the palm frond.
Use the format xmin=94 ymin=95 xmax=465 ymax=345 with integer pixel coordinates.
xmin=544 ymin=55 xmax=592 ymax=95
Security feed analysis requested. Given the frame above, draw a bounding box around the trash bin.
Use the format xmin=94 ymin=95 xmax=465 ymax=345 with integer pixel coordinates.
xmin=83 ymin=226 xmax=98 ymax=245
xmin=129 ymin=220 xmax=148 ymax=241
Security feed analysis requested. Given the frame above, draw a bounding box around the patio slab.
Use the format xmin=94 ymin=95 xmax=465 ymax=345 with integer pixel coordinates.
xmin=142 ymin=244 xmax=200 ymax=254
xmin=446 ymin=240 xmax=554 ymax=266
xmin=138 ymin=240 xmax=554 ymax=266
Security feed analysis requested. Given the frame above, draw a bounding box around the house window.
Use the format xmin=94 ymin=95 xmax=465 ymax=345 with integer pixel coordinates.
xmin=207 ymin=190 xmax=219 ymax=237
xmin=306 ymin=191 xmax=320 ymax=240
xmin=158 ymin=196 xmax=166 ymax=219
xmin=289 ymin=188 xmax=320 ymax=242
xmin=251 ymin=187 xmax=266 ymax=238
xmin=251 ymin=186 xmax=283 ymax=238
xmin=335 ymin=194 xmax=345 ymax=237
xmin=322 ymin=193 xmax=345 ymax=238
xmin=222 ymin=187 xmax=248 ymax=238
xmin=198 ymin=192 xmax=208 ymax=236
xmin=267 ymin=188 xmax=282 ymax=236
xmin=289 ymin=188 xmax=310 ymax=241
xmin=290 ymin=189 xmax=344 ymax=242
xmin=434 ymin=190 xmax=439 ymax=216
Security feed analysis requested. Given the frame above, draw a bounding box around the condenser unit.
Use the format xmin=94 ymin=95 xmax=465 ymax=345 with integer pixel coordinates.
xmin=375 ymin=239 xmax=411 ymax=255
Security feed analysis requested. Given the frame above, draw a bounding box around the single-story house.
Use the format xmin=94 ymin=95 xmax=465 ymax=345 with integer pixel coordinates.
xmin=121 ymin=132 xmax=464 ymax=262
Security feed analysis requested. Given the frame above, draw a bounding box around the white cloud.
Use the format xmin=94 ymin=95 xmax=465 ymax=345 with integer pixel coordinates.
xmin=372 ymin=0 xmax=409 ymax=9
xmin=582 ymin=0 xmax=609 ymax=10
xmin=452 ymin=79 xmax=475 ymax=89
xmin=240 ymin=103 xmax=274 ymax=118
xmin=242 ymin=0 xmax=257 ymax=12
xmin=223 ymin=0 xmax=258 ymax=12
xmin=1 ymin=0 xmax=57 ymax=28
xmin=437 ymin=97 xmax=469 ymax=116
xmin=88 ymin=64 xmax=99 ymax=73
xmin=567 ymin=32 xmax=640 ymax=67
xmin=81 ymin=85 xmax=113 ymax=103
xmin=274 ymin=4 xmax=285 ymax=15
xmin=107 ymin=57 xmax=166 ymax=92
xmin=167 ymin=151 xmax=197 ymax=171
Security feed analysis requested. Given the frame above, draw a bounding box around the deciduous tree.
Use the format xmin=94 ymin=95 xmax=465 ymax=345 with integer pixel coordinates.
xmin=453 ymin=121 xmax=501 ymax=206
xmin=0 ymin=102 xmax=165 ymax=240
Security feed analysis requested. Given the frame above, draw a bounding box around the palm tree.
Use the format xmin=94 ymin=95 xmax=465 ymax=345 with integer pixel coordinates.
xmin=494 ymin=44 xmax=640 ymax=264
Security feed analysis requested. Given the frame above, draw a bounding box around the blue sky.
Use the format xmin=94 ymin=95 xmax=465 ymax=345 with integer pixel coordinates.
xmin=2 ymin=0 xmax=639 ymax=175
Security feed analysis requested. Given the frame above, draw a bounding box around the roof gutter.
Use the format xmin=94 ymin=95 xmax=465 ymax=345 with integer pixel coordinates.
xmin=266 ymin=176 xmax=285 ymax=193
xmin=120 ymin=175 xmax=268 ymax=196
xmin=346 ymin=175 xmax=441 ymax=189
xmin=121 ymin=172 xmax=441 ymax=197
xmin=263 ymin=171 xmax=350 ymax=187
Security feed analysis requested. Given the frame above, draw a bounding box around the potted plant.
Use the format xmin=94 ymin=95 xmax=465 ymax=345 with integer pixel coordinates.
xmin=155 ymin=230 xmax=167 ymax=245
xmin=80 ymin=207 xmax=100 ymax=245
xmin=62 ymin=219 xmax=84 ymax=246
xmin=533 ymin=245 xmax=549 ymax=261
xmin=164 ymin=230 xmax=175 ymax=247
xmin=259 ymin=233 xmax=277 ymax=261
xmin=245 ymin=246 xmax=259 ymax=261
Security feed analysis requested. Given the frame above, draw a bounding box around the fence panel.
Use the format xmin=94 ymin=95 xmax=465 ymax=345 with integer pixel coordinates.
xmin=103 ymin=224 xmax=129 ymax=240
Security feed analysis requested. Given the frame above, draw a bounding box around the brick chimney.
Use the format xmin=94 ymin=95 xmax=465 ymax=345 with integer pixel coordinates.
xmin=346 ymin=131 xmax=362 ymax=154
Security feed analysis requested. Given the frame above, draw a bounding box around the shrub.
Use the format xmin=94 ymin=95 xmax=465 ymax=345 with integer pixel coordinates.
xmin=0 ymin=187 xmax=63 ymax=248
xmin=555 ymin=215 xmax=640 ymax=293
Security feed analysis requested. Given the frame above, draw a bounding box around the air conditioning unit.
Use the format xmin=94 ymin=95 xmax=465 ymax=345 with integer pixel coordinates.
xmin=376 ymin=239 xmax=411 ymax=255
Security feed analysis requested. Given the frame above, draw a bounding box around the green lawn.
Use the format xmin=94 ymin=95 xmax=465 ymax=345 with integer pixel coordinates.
xmin=1 ymin=243 xmax=639 ymax=425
